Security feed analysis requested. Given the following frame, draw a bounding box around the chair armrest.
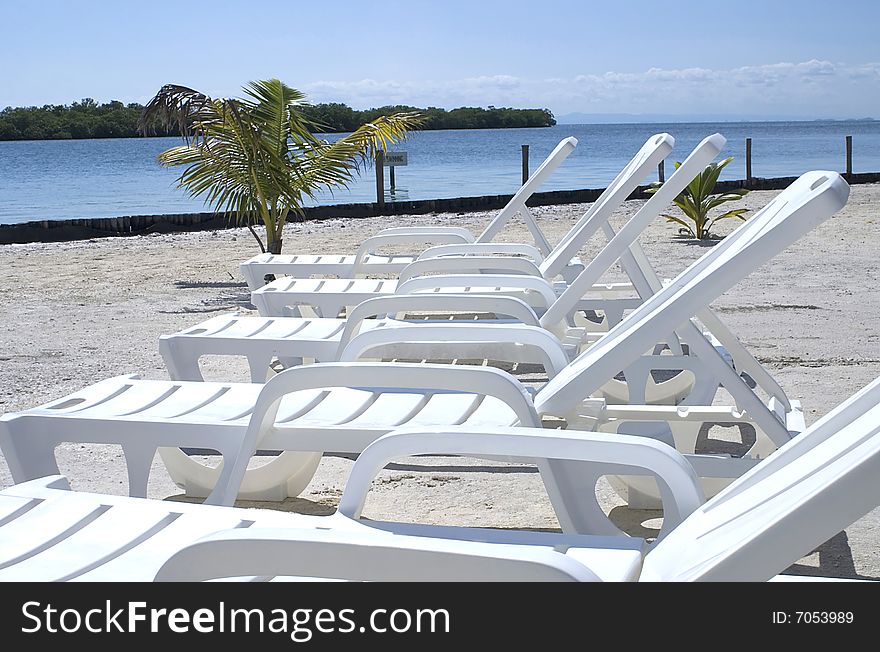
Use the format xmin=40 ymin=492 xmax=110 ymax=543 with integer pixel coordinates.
xmin=396 ymin=274 xmax=558 ymax=311
xmin=338 ymin=294 xmax=541 ymax=355
xmin=352 ymin=232 xmax=475 ymax=274
xmin=373 ymin=225 xmax=476 ymax=241
xmin=397 ymin=256 xmax=543 ymax=283
xmin=417 ymin=243 xmax=545 ymax=263
xmin=338 ymin=425 xmax=704 ymax=535
xmin=337 ymin=322 xmax=570 ymax=377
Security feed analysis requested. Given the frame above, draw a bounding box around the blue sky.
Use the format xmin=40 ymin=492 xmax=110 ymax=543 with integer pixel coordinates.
xmin=1 ymin=0 xmax=878 ymax=119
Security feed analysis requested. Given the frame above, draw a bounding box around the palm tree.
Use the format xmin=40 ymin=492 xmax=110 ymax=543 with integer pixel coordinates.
xmin=138 ymin=79 xmax=422 ymax=254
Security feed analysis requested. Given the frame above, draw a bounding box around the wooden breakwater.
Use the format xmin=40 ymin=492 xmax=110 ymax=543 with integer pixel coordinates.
xmin=2 ymin=172 xmax=879 ymax=246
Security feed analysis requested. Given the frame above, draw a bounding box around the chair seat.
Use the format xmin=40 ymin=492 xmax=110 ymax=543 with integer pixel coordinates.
xmin=241 ymin=252 xmax=418 ymax=279
xmin=0 ymin=481 xmax=320 ymax=581
xmin=3 ymin=376 xmax=525 ymax=453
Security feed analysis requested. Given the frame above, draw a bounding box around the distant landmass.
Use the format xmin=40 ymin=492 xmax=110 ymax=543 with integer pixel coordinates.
xmin=0 ymin=100 xmax=556 ymax=141
xmin=555 ymin=112 xmax=879 ymax=124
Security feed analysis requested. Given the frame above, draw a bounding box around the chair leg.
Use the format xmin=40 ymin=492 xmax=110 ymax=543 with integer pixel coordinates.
xmin=0 ymin=427 xmax=62 ymax=483
xmin=247 ymin=354 xmax=279 ymax=383
xmin=160 ymin=341 xmax=205 ymax=381
xmin=121 ymin=442 xmax=157 ymax=498
xmin=537 ymin=458 xmax=624 ymax=536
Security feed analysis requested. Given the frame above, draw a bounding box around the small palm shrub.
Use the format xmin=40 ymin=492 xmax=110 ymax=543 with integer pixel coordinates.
xmin=647 ymin=156 xmax=749 ymax=239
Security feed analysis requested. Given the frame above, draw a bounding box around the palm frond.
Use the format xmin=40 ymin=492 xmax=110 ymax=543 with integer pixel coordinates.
xmin=704 ymin=191 xmax=750 ymax=211
xmin=704 ymin=209 xmax=749 ymax=235
xmin=696 ymin=159 xmax=724 ymax=200
xmin=243 ymin=79 xmax=317 ymax=156
xmin=295 ymin=112 xmax=424 ymax=197
xmin=708 ymin=208 xmax=749 ymax=223
xmin=662 ymin=214 xmax=696 ymax=237
xmin=157 ymin=103 xmax=291 ymax=221
xmin=138 ymin=84 xmax=214 ymax=139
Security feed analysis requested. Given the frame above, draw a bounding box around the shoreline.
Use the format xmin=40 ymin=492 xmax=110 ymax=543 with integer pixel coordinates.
xmin=1 ymin=184 xmax=878 ymax=578
xmin=3 ymin=173 xmax=880 ymax=246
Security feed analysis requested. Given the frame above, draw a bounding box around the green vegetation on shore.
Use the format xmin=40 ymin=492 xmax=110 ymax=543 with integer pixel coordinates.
xmin=299 ymin=103 xmax=556 ymax=131
xmin=0 ymin=98 xmax=555 ymax=141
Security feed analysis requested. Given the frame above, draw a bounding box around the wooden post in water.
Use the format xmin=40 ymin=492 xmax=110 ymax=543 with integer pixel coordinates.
xmin=658 ymin=160 xmax=665 ymax=183
xmin=375 ymin=149 xmax=385 ymax=208
xmin=521 ymin=145 xmax=529 ymax=184
xmin=389 ymin=164 xmax=396 ymax=193
xmin=745 ymin=138 xmax=752 ymax=183
xmin=846 ymin=135 xmax=853 ymax=177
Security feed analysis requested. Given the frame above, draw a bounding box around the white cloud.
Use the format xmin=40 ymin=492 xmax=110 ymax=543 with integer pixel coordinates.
xmin=302 ymin=60 xmax=880 ymax=117
xmin=463 ymin=75 xmax=521 ymax=88
xmin=847 ymin=63 xmax=880 ymax=79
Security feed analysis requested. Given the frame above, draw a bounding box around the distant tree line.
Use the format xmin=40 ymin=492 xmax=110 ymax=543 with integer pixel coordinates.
xmin=0 ymin=99 xmax=555 ymax=141
xmin=299 ymin=104 xmax=556 ymax=132
xmin=0 ymin=99 xmax=177 ymax=140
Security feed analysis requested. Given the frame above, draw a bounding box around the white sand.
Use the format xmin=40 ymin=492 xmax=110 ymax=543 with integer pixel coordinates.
xmin=0 ymin=183 xmax=878 ymax=579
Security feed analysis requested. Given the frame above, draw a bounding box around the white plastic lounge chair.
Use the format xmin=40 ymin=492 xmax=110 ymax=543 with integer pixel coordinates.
xmin=248 ymin=133 xmax=679 ymax=318
xmin=0 ymin=171 xmax=850 ymax=509
xmin=160 ymin=294 xmax=569 ymax=381
xmin=0 ymin=424 xmax=699 ymax=581
xmin=1 ymin=371 xmax=878 ymax=581
xmin=161 ymin=373 xmax=880 ymax=582
xmin=238 ymin=137 xmax=578 ymax=290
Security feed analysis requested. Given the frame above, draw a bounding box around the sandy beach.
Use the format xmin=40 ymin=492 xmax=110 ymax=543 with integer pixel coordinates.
xmin=1 ymin=183 xmax=878 ymax=579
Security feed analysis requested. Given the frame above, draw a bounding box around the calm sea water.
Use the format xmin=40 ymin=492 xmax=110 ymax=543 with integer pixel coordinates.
xmin=1 ymin=120 xmax=878 ymax=224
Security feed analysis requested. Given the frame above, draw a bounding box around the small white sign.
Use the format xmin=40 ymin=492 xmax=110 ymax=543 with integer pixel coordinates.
xmin=383 ymin=151 xmax=408 ymax=166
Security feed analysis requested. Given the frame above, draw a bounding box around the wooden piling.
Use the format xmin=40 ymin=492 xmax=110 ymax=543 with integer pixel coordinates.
xmin=746 ymin=137 xmax=752 ymax=182
xmin=375 ymin=149 xmax=385 ymax=208
xmin=846 ymin=135 xmax=853 ymax=177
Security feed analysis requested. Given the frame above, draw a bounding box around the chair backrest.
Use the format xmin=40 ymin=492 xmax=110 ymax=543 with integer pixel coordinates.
xmin=641 ymin=375 xmax=880 ymax=581
xmin=539 ymin=133 xmax=725 ymax=331
xmin=533 ymin=171 xmax=851 ymax=418
xmin=538 ymin=133 xmax=674 ymax=278
xmin=475 ymin=137 xmax=578 ymax=254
